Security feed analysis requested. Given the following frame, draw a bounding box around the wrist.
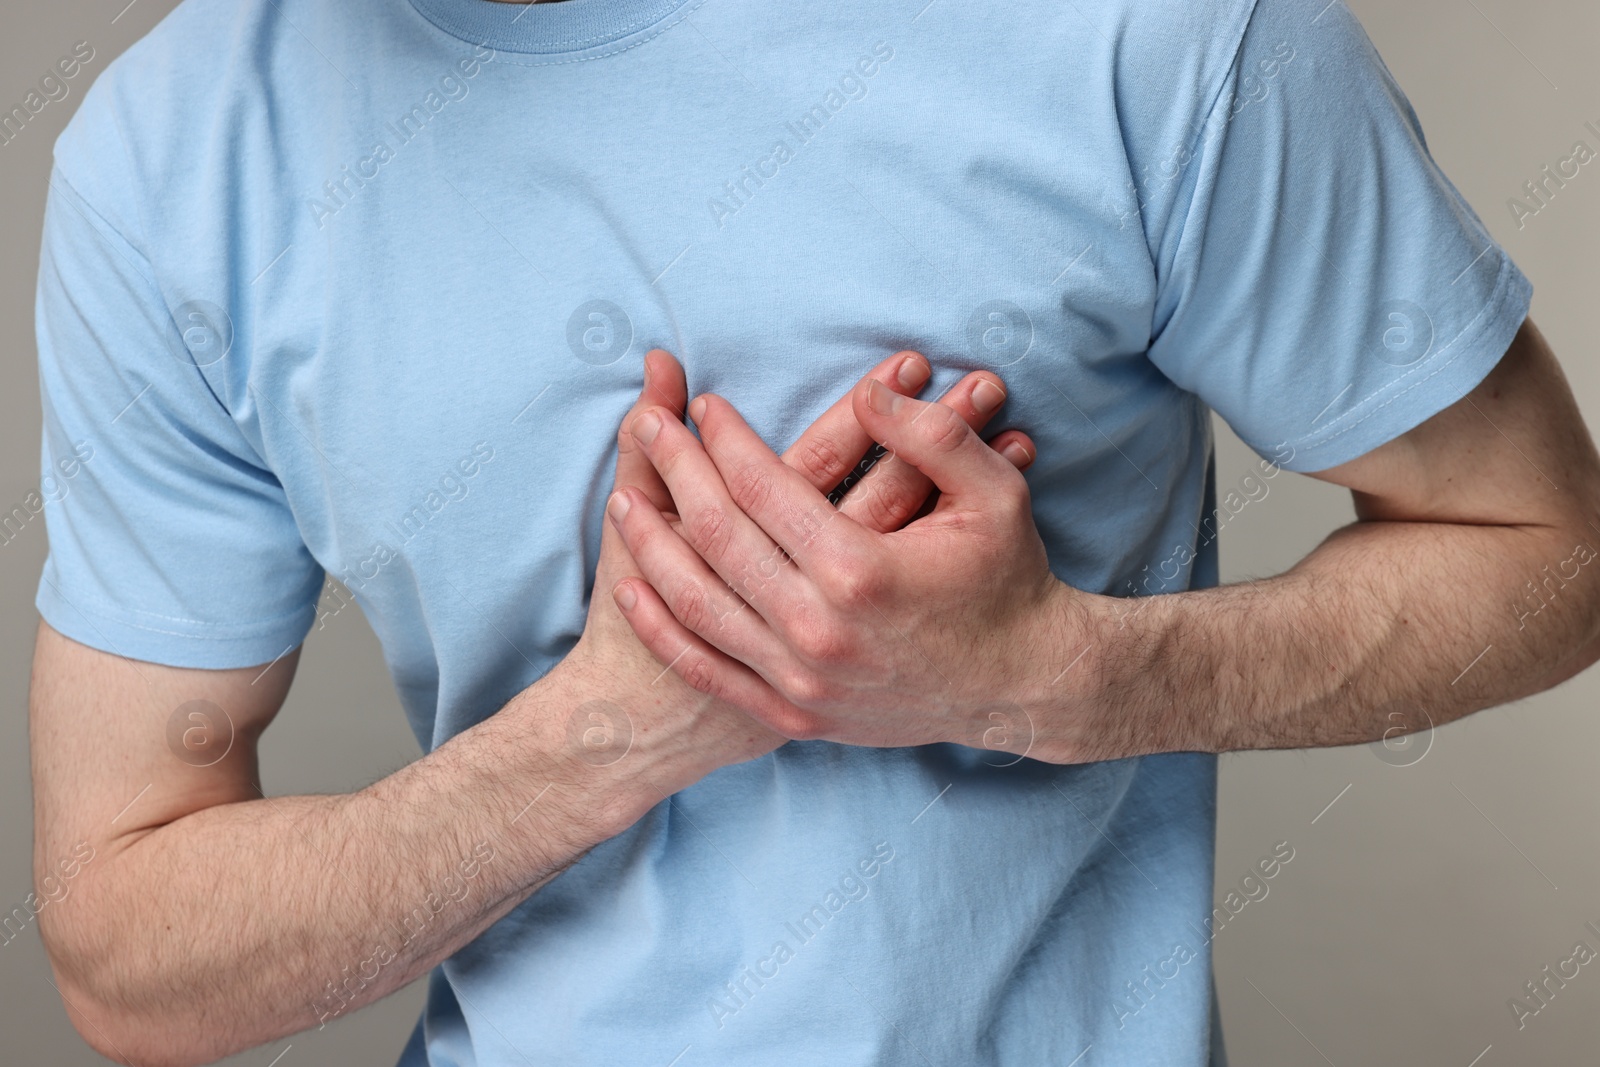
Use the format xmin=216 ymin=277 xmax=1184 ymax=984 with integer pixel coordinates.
xmin=1083 ymin=586 xmax=1220 ymax=759
xmin=519 ymin=645 xmax=740 ymax=832
xmin=970 ymin=577 xmax=1093 ymax=763
xmin=1016 ymin=581 xmax=1195 ymax=764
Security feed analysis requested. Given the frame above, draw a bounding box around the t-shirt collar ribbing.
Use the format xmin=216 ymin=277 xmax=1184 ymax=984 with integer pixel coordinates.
xmin=406 ymin=0 xmax=696 ymax=56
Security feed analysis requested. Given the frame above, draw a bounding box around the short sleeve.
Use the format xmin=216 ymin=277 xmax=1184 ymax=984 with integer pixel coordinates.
xmin=33 ymin=166 xmax=323 ymax=668
xmin=1145 ymin=0 xmax=1533 ymax=473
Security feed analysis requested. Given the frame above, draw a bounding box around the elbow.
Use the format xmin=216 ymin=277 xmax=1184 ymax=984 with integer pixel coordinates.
xmin=1517 ymin=539 xmax=1600 ymax=691
xmin=40 ymin=908 xmax=210 ymax=1067
xmin=50 ymin=987 xmax=154 ymax=1067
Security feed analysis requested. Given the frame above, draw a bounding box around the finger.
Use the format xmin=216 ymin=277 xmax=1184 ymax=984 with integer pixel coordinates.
xmin=837 ymin=371 xmax=1011 ymax=531
xmin=782 ymin=351 xmax=930 ymax=492
xmin=611 ymin=577 xmax=818 ymax=740
xmin=627 ymin=405 xmax=816 ymax=617
xmin=843 ymin=426 xmax=1036 ymax=531
xmin=688 ymin=394 xmax=871 ymax=566
xmin=851 ymin=379 xmax=1021 ymax=503
xmin=607 ymin=482 xmax=801 ymax=668
xmin=615 ymin=350 xmax=689 ymax=514
xmin=986 ymin=430 xmax=1037 ymax=472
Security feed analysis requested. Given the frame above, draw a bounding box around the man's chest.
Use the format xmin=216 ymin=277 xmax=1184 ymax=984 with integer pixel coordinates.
xmin=193 ymin=65 xmax=1198 ymax=659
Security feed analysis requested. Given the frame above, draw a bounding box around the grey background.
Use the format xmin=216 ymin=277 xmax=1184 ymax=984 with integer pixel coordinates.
xmin=1 ymin=0 xmax=1595 ymax=1063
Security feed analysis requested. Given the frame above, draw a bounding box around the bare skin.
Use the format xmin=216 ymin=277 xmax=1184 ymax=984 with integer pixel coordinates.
xmin=30 ymin=350 xmax=1031 ymax=1067
xmin=611 ymin=319 xmax=1600 ymax=762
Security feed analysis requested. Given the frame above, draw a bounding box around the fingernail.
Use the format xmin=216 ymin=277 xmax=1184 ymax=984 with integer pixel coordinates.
xmin=972 ymin=379 xmax=1006 ymax=415
xmin=607 ymin=491 xmax=632 ymax=523
xmin=688 ymin=396 xmax=707 ymax=425
xmin=631 ymin=410 xmax=662 ymax=445
xmin=1001 ymin=440 xmax=1034 ymax=468
xmin=896 ymin=355 xmax=930 ymax=390
xmin=612 ymin=581 xmax=637 ymax=612
xmin=865 ymin=379 xmax=903 ymax=416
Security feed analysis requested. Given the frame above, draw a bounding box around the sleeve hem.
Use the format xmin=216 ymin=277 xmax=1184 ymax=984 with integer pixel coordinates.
xmin=1266 ymin=252 xmax=1533 ymax=474
xmin=36 ymin=578 xmax=317 ymax=670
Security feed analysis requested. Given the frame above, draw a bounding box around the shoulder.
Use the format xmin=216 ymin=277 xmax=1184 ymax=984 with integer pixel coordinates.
xmin=1079 ymin=0 xmax=1264 ymax=147
xmin=55 ymin=0 xmax=256 ymax=170
xmin=51 ymin=0 xmax=360 ymax=238
xmin=1103 ymin=0 xmax=1260 ymax=70
xmin=1099 ymin=0 xmax=1372 ymax=104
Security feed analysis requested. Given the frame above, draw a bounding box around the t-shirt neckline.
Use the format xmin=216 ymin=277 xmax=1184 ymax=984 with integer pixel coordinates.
xmin=406 ymin=0 xmax=696 ymax=56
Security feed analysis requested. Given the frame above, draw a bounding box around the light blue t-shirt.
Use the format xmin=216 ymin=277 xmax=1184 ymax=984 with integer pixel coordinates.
xmin=34 ymin=0 xmax=1529 ymax=1062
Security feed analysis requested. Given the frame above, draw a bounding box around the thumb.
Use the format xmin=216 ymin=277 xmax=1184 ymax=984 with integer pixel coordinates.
xmin=614 ymin=349 xmax=687 ymax=514
xmin=852 ymin=377 xmax=1018 ymax=503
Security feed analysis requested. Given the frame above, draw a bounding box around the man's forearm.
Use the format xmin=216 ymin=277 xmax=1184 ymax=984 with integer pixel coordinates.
xmin=1061 ymin=516 xmax=1600 ymax=761
xmin=46 ymin=657 xmax=691 ymax=1067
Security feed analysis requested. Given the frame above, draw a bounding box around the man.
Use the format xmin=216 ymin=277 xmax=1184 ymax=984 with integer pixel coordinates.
xmin=26 ymin=0 xmax=1600 ymax=1065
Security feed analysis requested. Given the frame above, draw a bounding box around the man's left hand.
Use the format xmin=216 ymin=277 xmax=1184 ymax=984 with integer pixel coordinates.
xmin=606 ymin=374 xmax=1081 ymax=752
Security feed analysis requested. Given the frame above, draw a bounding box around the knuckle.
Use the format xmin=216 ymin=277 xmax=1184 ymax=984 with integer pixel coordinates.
xmin=793 ymin=622 xmax=850 ymax=667
xmin=670 ymin=579 xmax=720 ymax=635
xmin=686 ymin=504 xmax=734 ymax=560
xmin=995 ymin=473 xmax=1033 ymax=523
xmin=776 ymin=668 xmax=834 ymax=712
xmin=856 ymin=478 xmax=918 ymax=533
xmin=919 ymin=406 xmax=970 ymax=454
xmin=796 ymin=436 xmax=852 ymax=485
xmin=819 ymin=555 xmax=882 ymax=604
xmin=726 ymin=463 xmax=775 ymax=515
xmin=677 ymin=653 xmax=722 ymax=698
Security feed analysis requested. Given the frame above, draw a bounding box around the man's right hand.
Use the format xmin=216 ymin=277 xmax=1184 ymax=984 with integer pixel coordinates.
xmin=558 ymin=348 xmax=1035 ymax=810
xmin=28 ymin=347 xmax=1031 ymax=1066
